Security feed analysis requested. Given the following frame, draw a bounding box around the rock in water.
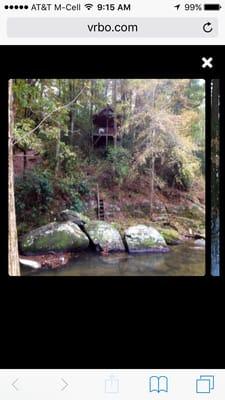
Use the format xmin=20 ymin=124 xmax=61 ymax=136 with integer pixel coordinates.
xmin=159 ymin=228 xmax=181 ymax=245
xmin=85 ymin=221 xmax=125 ymax=252
xmin=124 ymin=224 xmax=169 ymax=253
xmin=20 ymin=221 xmax=89 ymax=255
xmin=19 ymin=258 xmax=41 ymax=269
xmin=194 ymin=239 xmax=205 ymax=247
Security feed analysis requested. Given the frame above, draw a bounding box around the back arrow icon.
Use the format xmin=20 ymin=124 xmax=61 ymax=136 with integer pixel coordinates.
xmin=60 ymin=378 xmax=69 ymax=391
xmin=11 ymin=378 xmax=19 ymax=391
xmin=203 ymin=22 xmax=213 ymax=33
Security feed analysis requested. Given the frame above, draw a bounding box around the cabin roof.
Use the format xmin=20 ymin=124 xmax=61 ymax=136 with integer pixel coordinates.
xmin=93 ymin=106 xmax=122 ymax=128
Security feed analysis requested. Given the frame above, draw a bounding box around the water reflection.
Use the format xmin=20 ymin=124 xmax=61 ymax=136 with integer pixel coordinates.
xmin=22 ymin=241 xmax=205 ymax=276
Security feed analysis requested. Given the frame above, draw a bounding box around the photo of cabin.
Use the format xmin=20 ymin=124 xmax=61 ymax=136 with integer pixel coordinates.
xmin=8 ymin=79 xmax=208 ymax=276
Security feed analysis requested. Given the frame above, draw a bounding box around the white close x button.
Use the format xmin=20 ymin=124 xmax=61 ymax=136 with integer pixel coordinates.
xmin=202 ymin=57 xmax=213 ymax=68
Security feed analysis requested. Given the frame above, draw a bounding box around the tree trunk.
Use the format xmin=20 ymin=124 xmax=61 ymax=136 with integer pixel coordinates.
xmin=69 ymin=80 xmax=76 ymax=146
xmin=23 ymin=149 xmax=27 ymax=176
xmin=149 ymin=83 xmax=158 ymax=219
xmin=8 ymin=79 xmax=20 ymax=276
xmin=55 ymin=128 xmax=61 ymax=177
xmin=112 ymin=79 xmax=117 ymax=146
xmin=211 ymin=79 xmax=220 ymax=276
xmin=105 ymin=79 xmax=109 ymax=98
xmin=120 ymin=79 xmax=128 ymax=120
xmin=149 ymin=129 xmax=155 ymax=218
xmin=90 ymin=79 xmax=95 ymax=152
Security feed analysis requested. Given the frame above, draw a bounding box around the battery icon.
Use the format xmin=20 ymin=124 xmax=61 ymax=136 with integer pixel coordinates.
xmin=204 ymin=4 xmax=222 ymax=10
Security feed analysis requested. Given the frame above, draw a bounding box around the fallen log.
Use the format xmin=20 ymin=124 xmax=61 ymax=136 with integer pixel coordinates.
xmin=184 ymin=234 xmax=205 ymax=240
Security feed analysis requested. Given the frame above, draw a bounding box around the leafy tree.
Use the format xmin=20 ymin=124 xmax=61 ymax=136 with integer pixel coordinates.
xmin=106 ymin=146 xmax=131 ymax=185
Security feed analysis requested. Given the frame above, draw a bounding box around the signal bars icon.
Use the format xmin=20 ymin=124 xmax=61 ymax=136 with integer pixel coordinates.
xmin=85 ymin=3 xmax=94 ymax=10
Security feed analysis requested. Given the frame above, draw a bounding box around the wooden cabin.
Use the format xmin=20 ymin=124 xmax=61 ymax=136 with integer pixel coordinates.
xmin=13 ymin=148 xmax=41 ymax=176
xmin=92 ymin=105 xmax=122 ymax=148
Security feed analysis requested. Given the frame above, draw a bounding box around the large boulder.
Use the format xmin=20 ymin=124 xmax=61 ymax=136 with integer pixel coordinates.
xmin=85 ymin=220 xmax=125 ymax=252
xmin=20 ymin=221 xmax=89 ymax=255
xmin=124 ymin=224 xmax=169 ymax=253
xmin=158 ymin=228 xmax=181 ymax=245
xmin=194 ymin=239 xmax=205 ymax=247
xmin=60 ymin=209 xmax=90 ymax=226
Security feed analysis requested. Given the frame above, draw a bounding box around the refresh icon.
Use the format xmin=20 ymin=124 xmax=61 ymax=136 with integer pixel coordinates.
xmin=203 ymin=22 xmax=213 ymax=33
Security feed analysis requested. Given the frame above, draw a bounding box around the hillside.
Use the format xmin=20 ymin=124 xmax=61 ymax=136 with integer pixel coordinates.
xmin=9 ymin=78 xmax=207 ymax=275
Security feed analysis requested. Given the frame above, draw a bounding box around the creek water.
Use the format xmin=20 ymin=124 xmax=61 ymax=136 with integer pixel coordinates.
xmin=22 ymin=241 xmax=205 ymax=276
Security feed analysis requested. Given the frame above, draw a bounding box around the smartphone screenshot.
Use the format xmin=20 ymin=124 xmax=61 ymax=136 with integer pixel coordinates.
xmin=1 ymin=0 xmax=224 ymax=396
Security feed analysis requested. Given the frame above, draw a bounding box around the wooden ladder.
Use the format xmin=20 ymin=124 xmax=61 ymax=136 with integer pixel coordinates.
xmin=99 ymin=199 xmax=105 ymax=220
xmin=96 ymin=184 xmax=105 ymax=220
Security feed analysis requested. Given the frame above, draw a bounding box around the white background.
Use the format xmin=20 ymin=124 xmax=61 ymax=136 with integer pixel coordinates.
xmin=0 ymin=369 xmax=224 ymax=399
xmin=0 ymin=0 xmax=224 ymax=45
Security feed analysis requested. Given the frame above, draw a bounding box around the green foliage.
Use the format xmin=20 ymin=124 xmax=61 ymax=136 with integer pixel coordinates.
xmin=106 ymin=146 xmax=131 ymax=184
xmin=70 ymin=196 xmax=85 ymax=212
xmin=13 ymin=79 xmax=39 ymax=109
xmin=12 ymin=78 xmax=206 ymax=237
xmin=15 ymin=169 xmax=54 ymax=223
xmin=59 ymin=142 xmax=77 ymax=175
xmin=15 ymin=168 xmax=89 ymax=231
xmin=171 ymin=146 xmax=201 ymax=190
xmin=55 ymin=176 xmax=88 ymax=212
xmin=176 ymin=166 xmax=193 ymax=190
xmin=14 ymin=119 xmax=36 ymax=148
xmin=37 ymin=131 xmax=78 ymax=175
xmin=76 ymin=181 xmax=90 ymax=195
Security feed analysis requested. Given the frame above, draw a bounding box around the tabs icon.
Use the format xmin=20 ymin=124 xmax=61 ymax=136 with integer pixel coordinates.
xmin=196 ymin=375 xmax=215 ymax=394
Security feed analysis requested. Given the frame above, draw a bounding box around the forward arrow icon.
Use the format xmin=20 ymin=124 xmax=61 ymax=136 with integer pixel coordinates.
xmin=60 ymin=378 xmax=69 ymax=391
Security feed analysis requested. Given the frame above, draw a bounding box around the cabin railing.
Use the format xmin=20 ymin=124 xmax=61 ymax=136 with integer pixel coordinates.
xmin=94 ymin=127 xmax=117 ymax=136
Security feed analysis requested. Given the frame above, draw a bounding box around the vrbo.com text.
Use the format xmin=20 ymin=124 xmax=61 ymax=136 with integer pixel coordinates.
xmin=87 ymin=23 xmax=138 ymax=33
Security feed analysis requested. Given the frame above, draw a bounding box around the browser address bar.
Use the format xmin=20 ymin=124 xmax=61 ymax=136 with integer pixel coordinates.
xmin=7 ymin=18 xmax=218 ymax=38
